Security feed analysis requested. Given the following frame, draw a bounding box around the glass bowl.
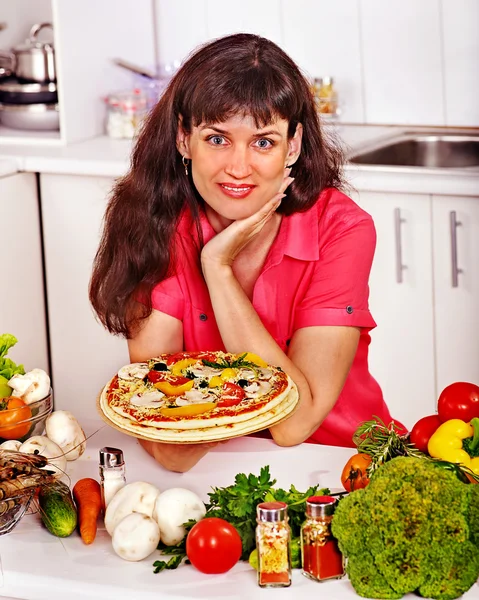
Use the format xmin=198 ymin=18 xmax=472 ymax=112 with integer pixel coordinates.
xmin=0 ymin=388 xmax=53 ymax=444
xmin=0 ymin=488 xmax=36 ymax=535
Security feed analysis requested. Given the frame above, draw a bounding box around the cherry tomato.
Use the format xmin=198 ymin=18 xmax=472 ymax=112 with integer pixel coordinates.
xmin=437 ymin=382 xmax=479 ymax=423
xmin=186 ymin=517 xmax=242 ymax=574
xmin=0 ymin=397 xmax=32 ymax=439
xmin=409 ymin=414 xmax=441 ymax=453
xmin=341 ymin=453 xmax=372 ymax=492
xmin=217 ymin=382 xmax=245 ymax=407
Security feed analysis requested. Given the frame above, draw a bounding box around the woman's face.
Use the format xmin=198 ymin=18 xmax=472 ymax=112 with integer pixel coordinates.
xmin=177 ymin=113 xmax=302 ymax=225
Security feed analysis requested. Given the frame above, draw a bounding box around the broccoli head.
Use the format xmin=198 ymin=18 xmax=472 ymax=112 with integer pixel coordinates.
xmin=331 ymin=456 xmax=479 ymax=600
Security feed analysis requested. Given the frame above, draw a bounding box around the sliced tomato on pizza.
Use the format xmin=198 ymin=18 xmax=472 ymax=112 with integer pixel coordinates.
xmin=216 ymin=382 xmax=246 ymax=407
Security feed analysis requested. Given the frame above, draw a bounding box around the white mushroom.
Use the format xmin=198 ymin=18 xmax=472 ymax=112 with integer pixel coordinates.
xmin=112 ymin=513 xmax=160 ymax=561
xmin=153 ymin=487 xmax=206 ymax=546
xmin=0 ymin=440 xmax=21 ymax=451
xmin=45 ymin=410 xmax=86 ymax=461
xmin=104 ymin=481 xmax=161 ymax=536
xmin=19 ymin=435 xmax=67 ymax=478
xmin=9 ymin=369 xmax=50 ymax=405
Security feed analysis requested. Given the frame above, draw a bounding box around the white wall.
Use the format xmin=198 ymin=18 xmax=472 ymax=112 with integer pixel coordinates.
xmin=153 ymin=0 xmax=479 ymax=127
xmin=0 ymin=0 xmax=52 ymax=49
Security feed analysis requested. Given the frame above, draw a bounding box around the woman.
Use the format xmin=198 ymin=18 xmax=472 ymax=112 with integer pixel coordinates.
xmin=90 ymin=33 xmax=400 ymax=472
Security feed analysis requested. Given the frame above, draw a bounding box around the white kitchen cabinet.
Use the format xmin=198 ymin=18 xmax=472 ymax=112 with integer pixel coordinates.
xmin=433 ymin=194 xmax=479 ymax=392
xmin=0 ymin=172 xmax=49 ymax=373
xmin=355 ymin=191 xmax=436 ymax=429
xmin=40 ymin=174 xmax=129 ymax=422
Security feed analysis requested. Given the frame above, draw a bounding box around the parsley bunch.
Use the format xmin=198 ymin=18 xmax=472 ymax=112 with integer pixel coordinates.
xmin=153 ymin=466 xmax=329 ymax=572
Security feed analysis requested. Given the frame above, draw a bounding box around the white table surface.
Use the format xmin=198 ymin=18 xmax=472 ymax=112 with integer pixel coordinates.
xmin=1 ymin=420 xmax=478 ymax=600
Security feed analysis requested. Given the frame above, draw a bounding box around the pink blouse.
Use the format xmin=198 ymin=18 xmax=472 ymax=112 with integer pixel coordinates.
xmin=150 ymin=188 xmax=399 ymax=447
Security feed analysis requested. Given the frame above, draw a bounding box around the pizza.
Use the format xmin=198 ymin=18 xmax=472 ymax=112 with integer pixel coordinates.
xmin=98 ymin=351 xmax=299 ymax=443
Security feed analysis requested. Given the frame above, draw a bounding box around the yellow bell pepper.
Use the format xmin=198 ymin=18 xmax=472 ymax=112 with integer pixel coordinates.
xmin=220 ymin=368 xmax=236 ymax=381
xmin=170 ymin=358 xmax=197 ymax=376
xmin=208 ymin=376 xmax=223 ymax=388
xmin=154 ymin=379 xmax=194 ymax=396
xmin=242 ymin=352 xmax=268 ymax=367
xmin=427 ymin=418 xmax=479 ymax=475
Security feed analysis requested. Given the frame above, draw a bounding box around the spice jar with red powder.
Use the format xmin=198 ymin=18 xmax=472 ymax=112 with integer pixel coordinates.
xmin=300 ymin=495 xmax=345 ymax=582
xmin=255 ymin=501 xmax=292 ymax=588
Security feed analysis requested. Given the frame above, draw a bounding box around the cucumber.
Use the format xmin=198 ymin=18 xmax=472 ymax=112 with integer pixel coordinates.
xmin=38 ymin=481 xmax=77 ymax=537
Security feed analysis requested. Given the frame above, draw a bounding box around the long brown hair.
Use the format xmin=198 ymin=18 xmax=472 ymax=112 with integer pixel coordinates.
xmin=90 ymin=33 xmax=344 ymax=337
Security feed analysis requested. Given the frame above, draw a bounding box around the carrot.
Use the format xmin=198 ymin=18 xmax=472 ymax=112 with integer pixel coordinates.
xmin=72 ymin=478 xmax=102 ymax=544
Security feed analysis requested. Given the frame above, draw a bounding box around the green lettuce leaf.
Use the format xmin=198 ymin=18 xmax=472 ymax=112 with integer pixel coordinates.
xmin=0 ymin=334 xmax=25 ymax=380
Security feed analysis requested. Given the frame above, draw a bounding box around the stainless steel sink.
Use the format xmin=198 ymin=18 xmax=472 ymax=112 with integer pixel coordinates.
xmin=349 ymin=132 xmax=479 ymax=169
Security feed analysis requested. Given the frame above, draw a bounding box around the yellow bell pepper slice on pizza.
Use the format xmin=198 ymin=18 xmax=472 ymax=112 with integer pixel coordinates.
xmin=154 ymin=379 xmax=194 ymax=396
xmin=208 ymin=376 xmax=223 ymax=388
xmin=170 ymin=358 xmax=198 ymax=376
xmin=243 ymin=352 xmax=268 ymax=368
xmin=220 ymin=368 xmax=236 ymax=381
xmin=159 ymin=402 xmax=217 ymax=417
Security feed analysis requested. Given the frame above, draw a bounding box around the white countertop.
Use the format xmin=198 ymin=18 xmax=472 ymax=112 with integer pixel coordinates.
xmin=0 ymin=124 xmax=478 ymax=196
xmin=1 ymin=420 xmax=478 ymax=600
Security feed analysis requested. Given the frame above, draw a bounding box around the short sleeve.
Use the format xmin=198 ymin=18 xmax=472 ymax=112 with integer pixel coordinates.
xmin=294 ymin=215 xmax=377 ymax=330
xmin=150 ymin=276 xmax=185 ymax=321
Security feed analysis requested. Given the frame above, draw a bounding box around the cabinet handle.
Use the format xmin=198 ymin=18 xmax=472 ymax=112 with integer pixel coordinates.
xmin=450 ymin=210 xmax=463 ymax=288
xmin=394 ymin=208 xmax=407 ymax=283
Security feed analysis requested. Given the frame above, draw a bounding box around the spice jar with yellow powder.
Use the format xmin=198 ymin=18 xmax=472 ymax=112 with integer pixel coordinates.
xmin=255 ymin=501 xmax=292 ymax=587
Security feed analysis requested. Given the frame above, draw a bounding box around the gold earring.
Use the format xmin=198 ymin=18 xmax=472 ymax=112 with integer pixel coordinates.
xmin=182 ymin=156 xmax=190 ymax=176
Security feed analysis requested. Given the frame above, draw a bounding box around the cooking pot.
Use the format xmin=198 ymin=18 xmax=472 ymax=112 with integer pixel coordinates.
xmin=0 ymin=23 xmax=56 ymax=83
xmin=0 ymin=78 xmax=57 ymax=105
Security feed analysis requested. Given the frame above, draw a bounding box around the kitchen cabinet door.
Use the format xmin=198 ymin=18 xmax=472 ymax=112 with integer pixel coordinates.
xmin=0 ymin=172 xmax=49 ymax=373
xmin=433 ymin=195 xmax=479 ymax=392
xmin=40 ymin=174 xmax=129 ymax=422
xmin=355 ymin=191 xmax=436 ymax=429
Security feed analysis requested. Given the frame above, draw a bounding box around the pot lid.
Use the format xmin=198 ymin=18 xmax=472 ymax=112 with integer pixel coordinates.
xmin=14 ymin=22 xmax=54 ymax=52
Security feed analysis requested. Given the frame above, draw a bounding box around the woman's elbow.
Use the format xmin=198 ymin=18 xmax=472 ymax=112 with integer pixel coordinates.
xmin=269 ymin=428 xmax=303 ymax=448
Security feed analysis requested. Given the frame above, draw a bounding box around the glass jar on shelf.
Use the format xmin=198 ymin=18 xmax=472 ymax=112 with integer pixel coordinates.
xmin=105 ymin=89 xmax=149 ymax=139
xmin=312 ymin=76 xmax=340 ymax=117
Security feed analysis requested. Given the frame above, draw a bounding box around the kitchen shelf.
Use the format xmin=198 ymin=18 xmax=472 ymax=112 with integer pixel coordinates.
xmin=0 ymin=125 xmax=62 ymax=145
xmin=0 ymin=0 xmax=156 ymax=147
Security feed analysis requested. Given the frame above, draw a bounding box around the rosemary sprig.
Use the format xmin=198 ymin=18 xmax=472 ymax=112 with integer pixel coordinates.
xmin=202 ymin=353 xmax=259 ymax=370
xmin=353 ymin=417 xmax=428 ymax=474
xmin=353 ymin=417 xmax=479 ymax=483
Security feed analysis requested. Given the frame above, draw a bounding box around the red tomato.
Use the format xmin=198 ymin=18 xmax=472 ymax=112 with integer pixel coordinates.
xmin=217 ymin=382 xmax=245 ymax=407
xmin=340 ymin=453 xmax=372 ymax=492
xmin=186 ymin=517 xmax=242 ymax=574
xmin=166 ymin=351 xmax=217 ymax=366
xmin=409 ymin=414 xmax=441 ymax=453
xmin=437 ymin=382 xmax=479 ymax=423
xmin=147 ymin=371 xmax=191 ymax=385
xmin=0 ymin=397 xmax=32 ymax=439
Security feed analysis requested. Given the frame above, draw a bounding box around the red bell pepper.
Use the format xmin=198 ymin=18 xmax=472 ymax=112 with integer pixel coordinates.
xmin=437 ymin=382 xmax=479 ymax=423
xmin=409 ymin=414 xmax=442 ymax=453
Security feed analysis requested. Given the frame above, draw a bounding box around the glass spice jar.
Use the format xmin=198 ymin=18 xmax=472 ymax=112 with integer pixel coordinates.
xmin=301 ymin=495 xmax=345 ymax=582
xmin=256 ymin=501 xmax=292 ymax=588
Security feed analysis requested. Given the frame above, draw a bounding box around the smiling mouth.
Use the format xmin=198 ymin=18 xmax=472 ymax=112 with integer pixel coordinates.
xmin=217 ymin=183 xmax=256 ymax=198
xmin=219 ymin=184 xmax=255 ymax=192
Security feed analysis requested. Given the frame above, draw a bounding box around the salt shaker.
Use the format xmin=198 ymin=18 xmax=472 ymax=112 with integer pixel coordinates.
xmin=99 ymin=447 xmax=126 ymax=511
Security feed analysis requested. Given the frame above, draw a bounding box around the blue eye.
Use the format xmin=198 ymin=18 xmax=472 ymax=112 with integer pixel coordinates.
xmin=208 ymin=136 xmax=225 ymax=145
xmin=256 ymin=138 xmax=273 ymax=149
